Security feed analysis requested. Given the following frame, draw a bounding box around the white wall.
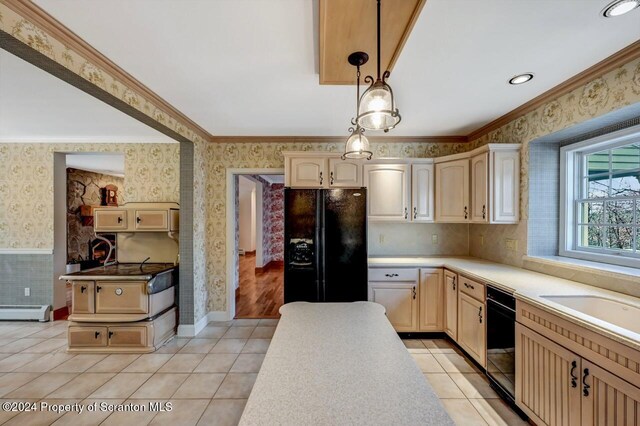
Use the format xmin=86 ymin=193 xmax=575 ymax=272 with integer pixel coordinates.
xmin=238 ymin=176 xmax=256 ymax=253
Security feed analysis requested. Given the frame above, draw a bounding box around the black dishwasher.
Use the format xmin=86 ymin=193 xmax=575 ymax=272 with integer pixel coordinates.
xmin=486 ymin=285 xmax=516 ymax=403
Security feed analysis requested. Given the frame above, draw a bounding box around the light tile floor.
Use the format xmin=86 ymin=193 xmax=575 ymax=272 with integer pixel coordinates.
xmin=0 ymin=321 xmax=526 ymax=425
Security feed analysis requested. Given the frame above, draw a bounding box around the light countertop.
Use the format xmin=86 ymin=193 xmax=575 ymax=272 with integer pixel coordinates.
xmin=369 ymin=256 xmax=640 ymax=351
xmin=239 ymin=302 xmax=453 ymax=426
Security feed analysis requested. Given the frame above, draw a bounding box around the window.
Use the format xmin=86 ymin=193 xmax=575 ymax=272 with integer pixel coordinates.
xmin=561 ymin=126 xmax=640 ymax=268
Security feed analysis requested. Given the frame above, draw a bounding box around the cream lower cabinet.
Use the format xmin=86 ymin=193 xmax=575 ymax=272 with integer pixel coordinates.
xmin=368 ymin=282 xmax=418 ymax=332
xmin=457 ymin=291 xmax=486 ymax=368
xmin=419 ymin=269 xmax=443 ymax=331
xmin=443 ymin=270 xmax=458 ymax=340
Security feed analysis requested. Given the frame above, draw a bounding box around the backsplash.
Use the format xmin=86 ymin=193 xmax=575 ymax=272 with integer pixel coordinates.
xmin=368 ymin=223 xmax=469 ymax=257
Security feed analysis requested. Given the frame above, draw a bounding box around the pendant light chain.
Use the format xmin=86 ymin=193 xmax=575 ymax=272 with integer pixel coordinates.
xmin=376 ymin=0 xmax=381 ymax=80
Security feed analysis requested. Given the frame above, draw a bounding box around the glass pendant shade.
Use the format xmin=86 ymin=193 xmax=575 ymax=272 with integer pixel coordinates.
xmin=357 ymin=79 xmax=400 ymax=132
xmin=342 ymin=127 xmax=372 ymax=160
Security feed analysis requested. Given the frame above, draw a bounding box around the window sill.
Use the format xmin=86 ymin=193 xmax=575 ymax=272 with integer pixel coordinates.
xmin=523 ymin=255 xmax=640 ymax=281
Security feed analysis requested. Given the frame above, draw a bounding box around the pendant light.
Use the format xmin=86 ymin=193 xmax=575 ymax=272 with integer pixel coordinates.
xmin=356 ymin=0 xmax=401 ymax=133
xmin=343 ymin=51 xmax=373 ymax=160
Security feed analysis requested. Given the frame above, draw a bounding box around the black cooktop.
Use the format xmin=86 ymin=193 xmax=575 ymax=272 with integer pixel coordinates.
xmin=63 ymin=263 xmax=176 ymax=277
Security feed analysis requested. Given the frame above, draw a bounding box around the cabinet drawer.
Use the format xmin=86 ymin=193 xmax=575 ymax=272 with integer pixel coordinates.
xmin=68 ymin=326 xmax=107 ymax=347
xmin=368 ymin=268 xmax=418 ymax=282
xmin=95 ymin=282 xmax=148 ymax=314
xmin=94 ymin=209 xmax=128 ymax=231
xmin=71 ymin=281 xmax=95 ymax=314
xmin=134 ymin=210 xmax=169 ymax=230
xmin=459 ymin=276 xmax=485 ymax=301
xmin=108 ymin=326 xmax=147 ymax=347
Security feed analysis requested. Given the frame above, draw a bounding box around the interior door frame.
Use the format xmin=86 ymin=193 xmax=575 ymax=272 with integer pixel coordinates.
xmin=225 ymin=168 xmax=284 ymax=320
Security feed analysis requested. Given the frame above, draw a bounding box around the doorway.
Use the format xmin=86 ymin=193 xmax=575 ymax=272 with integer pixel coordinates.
xmin=228 ymin=171 xmax=284 ymax=319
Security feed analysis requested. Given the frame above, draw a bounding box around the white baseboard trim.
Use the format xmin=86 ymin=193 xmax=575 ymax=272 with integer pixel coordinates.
xmin=177 ymin=311 xmax=230 ymax=337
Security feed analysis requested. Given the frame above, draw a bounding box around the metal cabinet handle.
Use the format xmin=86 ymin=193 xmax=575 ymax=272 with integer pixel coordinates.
xmin=117 ymin=216 xmax=123 ymax=223
xmin=412 ymin=286 xmax=416 ymax=300
xmin=464 ymin=282 xmax=475 ymax=290
xmin=94 ymin=331 xmax=101 ymax=339
xmin=319 ymin=172 xmax=323 ymax=185
xmin=478 ymin=306 xmax=483 ymax=323
xmin=570 ymin=360 xmax=578 ymax=388
xmin=464 ymin=206 xmax=468 ymax=219
xmin=136 ymin=216 xmax=141 ymax=223
xmin=482 ymin=205 xmax=486 ymax=219
xmin=96 ymin=286 xmax=102 ymax=293
xmin=330 ymin=171 xmax=334 ymax=185
xmin=404 ymin=207 xmax=408 ymax=219
xmin=413 ymin=207 xmax=417 ymax=219
xmin=80 ymin=285 xmax=87 ymax=293
xmin=452 ymin=277 xmax=456 ymax=291
xmin=582 ymin=368 xmax=590 ymax=396
xmin=108 ymin=331 xmax=114 ymax=339
xmin=384 ymin=273 xmax=399 ymax=277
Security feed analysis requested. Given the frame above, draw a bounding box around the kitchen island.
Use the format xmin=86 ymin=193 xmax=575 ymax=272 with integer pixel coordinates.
xmin=239 ymin=302 xmax=453 ymax=426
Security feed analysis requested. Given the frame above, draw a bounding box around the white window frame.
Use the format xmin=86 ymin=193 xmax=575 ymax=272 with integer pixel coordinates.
xmin=560 ymin=124 xmax=640 ymax=269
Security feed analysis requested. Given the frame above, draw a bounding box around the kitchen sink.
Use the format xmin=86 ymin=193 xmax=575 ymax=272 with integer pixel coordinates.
xmin=541 ymin=295 xmax=640 ymax=334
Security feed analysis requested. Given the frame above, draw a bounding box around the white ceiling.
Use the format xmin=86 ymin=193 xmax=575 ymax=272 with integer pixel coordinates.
xmin=66 ymin=153 xmax=125 ymax=177
xmin=260 ymin=175 xmax=285 ymax=184
xmin=19 ymin=1 xmax=640 ymax=137
xmin=0 ymin=50 xmax=174 ymax=143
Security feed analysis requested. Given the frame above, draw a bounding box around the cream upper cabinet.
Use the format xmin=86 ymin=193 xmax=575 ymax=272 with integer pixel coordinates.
xmin=94 ymin=209 xmax=128 ymax=231
xmin=418 ymin=268 xmax=443 ymax=331
xmin=457 ymin=291 xmax=486 ymax=368
xmin=435 ymin=158 xmax=470 ymax=222
xmin=364 ymin=164 xmax=410 ymax=222
xmin=134 ymin=210 xmax=169 ymax=231
xmin=368 ymin=281 xmax=418 ymax=332
xmin=471 ymin=153 xmax=488 ymax=223
xmin=289 ymin=157 xmax=328 ymax=188
xmin=329 ymin=158 xmax=362 ymax=188
xmin=491 ymin=149 xmax=520 ymax=223
xmin=443 ymin=270 xmax=458 ymax=340
xmin=411 ymin=163 xmax=434 ymax=222
xmin=515 ymin=323 xmax=582 ymax=426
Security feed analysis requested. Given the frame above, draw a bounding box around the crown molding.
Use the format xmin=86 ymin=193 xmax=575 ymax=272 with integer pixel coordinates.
xmin=467 ymin=40 xmax=640 ymax=141
xmin=1 ymin=0 xmax=212 ymax=141
xmin=208 ymin=135 xmax=468 ymax=144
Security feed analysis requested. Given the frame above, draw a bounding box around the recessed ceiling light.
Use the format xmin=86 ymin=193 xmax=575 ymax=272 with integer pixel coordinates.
xmin=508 ymin=73 xmax=534 ymax=85
xmin=602 ymin=0 xmax=640 ymax=17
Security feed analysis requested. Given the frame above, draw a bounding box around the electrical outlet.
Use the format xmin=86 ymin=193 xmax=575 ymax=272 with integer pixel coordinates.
xmin=431 ymin=234 xmax=438 ymax=244
xmin=505 ymin=238 xmax=518 ymax=252
xmin=379 ymin=234 xmax=385 ymax=244
xmin=24 ymin=287 xmax=30 ymax=297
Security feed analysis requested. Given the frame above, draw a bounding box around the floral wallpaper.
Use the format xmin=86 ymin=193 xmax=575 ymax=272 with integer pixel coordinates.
xmin=66 ymin=168 xmax=124 ymax=262
xmin=469 ymin=57 xmax=640 ymax=267
xmin=0 ymin=143 xmax=179 ymax=249
xmin=263 ymin=183 xmax=284 ymax=264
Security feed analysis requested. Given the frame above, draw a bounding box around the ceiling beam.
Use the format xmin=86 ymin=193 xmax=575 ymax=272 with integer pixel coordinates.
xmin=319 ymin=0 xmax=426 ymax=85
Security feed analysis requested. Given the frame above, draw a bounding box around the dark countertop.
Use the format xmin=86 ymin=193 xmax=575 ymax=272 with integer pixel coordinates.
xmin=60 ymin=263 xmax=177 ymax=281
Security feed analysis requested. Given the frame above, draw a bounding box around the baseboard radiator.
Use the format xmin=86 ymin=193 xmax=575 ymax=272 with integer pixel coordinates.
xmin=0 ymin=305 xmax=50 ymax=322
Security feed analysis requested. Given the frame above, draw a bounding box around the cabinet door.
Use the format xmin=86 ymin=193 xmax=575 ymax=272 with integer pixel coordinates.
xmin=492 ymin=150 xmax=520 ymax=223
xmin=471 ymin=153 xmax=488 ymax=223
xmin=108 ymin=326 xmax=147 ymax=347
xmin=581 ymin=359 xmax=640 ymax=426
xmin=134 ymin=210 xmax=169 ymax=230
xmin=364 ymin=164 xmax=410 ymax=221
xmin=368 ymin=282 xmax=418 ymax=332
xmin=457 ymin=292 xmax=486 ymax=367
xmin=444 ymin=270 xmax=458 ymax=340
xmin=94 ymin=209 xmax=128 ymax=231
xmin=435 ymin=159 xmax=469 ymax=222
xmin=329 ymin=158 xmax=362 ymax=187
xmin=71 ymin=281 xmax=95 ymax=314
xmin=95 ymin=282 xmax=148 ymax=314
xmin=419 ymin=269 xmax=443 ymax=331
xmin=290 ymin=158 xmax=327 ymax=188
xmin=412 ymin=164 xmax=434 ymax=222
xmin=515 ymin=323 xmax=582 ymax=426
xmin=68 ymin=326 xmax=107 ymax=347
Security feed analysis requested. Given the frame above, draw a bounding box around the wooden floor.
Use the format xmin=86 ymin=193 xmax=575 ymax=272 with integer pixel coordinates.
xmin=236 ymin=253 xmax=284 ymax=319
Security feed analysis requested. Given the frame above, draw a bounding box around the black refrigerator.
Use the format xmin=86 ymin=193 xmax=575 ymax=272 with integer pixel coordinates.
xmin=284 ymin=188 xmax=368 ymax=303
